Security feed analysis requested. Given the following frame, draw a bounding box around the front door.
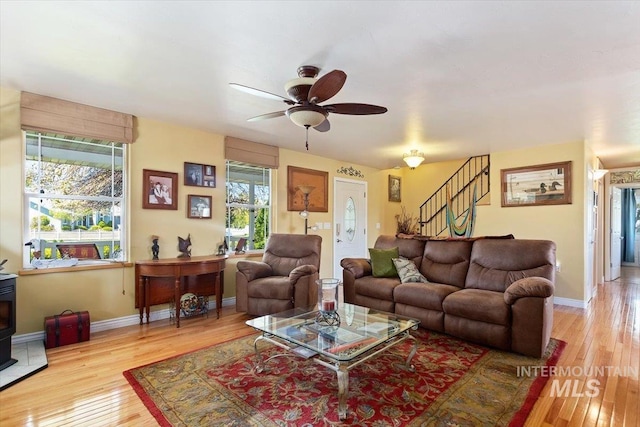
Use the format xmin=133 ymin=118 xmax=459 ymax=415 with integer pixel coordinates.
xmin=333 ymin=178 xmax=367 ymax=280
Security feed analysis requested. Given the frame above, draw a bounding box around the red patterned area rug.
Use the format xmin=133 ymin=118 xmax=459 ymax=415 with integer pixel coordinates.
xmin=124 ymin=330 xmax=565 ymax=426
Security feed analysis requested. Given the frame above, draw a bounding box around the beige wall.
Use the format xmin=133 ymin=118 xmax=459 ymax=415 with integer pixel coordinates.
xmin=472 ymin=141 xmax=587 ymax=301
xmin=380 ymin=144 xmax=588 ymax=302
xmin=382 ymin=158 xmax=474 ymax=235
xmin=1 ymin=86 xmax=593 ymax=334
xmin=0 ymin=87 xmax=382 ymax=333
xmin=274 ymin=149 xmax=383 ymax=278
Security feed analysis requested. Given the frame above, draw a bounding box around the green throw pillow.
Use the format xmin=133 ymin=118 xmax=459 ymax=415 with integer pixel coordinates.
xmin=369 ymin=247 xmax=399 ymax=278
xmin=392 ymin=257 xmax=429 ymax=283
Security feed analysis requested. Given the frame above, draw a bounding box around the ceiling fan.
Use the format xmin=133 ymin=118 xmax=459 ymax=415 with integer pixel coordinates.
xmin=230 ymin=65 xmax=388 ymax=149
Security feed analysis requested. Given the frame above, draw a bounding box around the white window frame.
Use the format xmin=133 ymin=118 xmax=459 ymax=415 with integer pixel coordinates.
xmin=225 ymin=160 xmax=272 ymax=252
xmin=23 ymin=131 xmax=127 ymax=269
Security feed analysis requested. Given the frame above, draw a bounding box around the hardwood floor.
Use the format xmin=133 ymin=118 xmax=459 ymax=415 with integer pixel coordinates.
xmin=1 ymin=268 xmax=638 ymax=426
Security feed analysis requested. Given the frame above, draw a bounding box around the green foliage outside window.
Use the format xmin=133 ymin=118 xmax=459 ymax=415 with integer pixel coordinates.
xmin=30 ymin=215 xmax=55 ymax=231
xmin=254 ymin=208 xmax=268 ymax=249
xmin=226 ymin=161 xmax=271 ymax=251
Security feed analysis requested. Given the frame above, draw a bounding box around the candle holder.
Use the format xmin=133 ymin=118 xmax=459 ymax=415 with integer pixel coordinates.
xmin=315 ymin=278 xmax=340 ymax=326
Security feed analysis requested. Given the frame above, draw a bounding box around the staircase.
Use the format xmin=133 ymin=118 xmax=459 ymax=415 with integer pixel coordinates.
xmin=419 ymin=155 xmax=490 ymax=237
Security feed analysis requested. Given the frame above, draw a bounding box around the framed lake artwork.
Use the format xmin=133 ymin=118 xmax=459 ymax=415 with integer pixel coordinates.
xmin=501 ymin=161 xmax=572 ymax=207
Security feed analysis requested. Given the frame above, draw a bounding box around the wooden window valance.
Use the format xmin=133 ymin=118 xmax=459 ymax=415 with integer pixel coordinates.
xmin=224 ymin=136 xmax=279 ymax=169
xmin=20 ymin=92 xmax=134 ymax=143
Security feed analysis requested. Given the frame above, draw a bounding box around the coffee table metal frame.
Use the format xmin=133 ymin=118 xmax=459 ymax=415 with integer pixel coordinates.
xmin=246 ymin=304 xmax=420 ymax=420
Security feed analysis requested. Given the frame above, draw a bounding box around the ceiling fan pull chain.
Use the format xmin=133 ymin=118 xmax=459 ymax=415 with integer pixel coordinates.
xmin=305 ymin=125 xmax=310 ymax=150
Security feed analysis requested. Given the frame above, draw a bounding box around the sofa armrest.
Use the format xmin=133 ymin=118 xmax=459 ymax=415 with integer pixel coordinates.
xmin=340 ymin=258 xmax=372 ymax=279
xmin=504 ymin=277 xmax=554 ymax=305
xmin=289 ymin=264 xmax=318 ymax=284
xmin=236 ymin=260 xmax=273 ymax=282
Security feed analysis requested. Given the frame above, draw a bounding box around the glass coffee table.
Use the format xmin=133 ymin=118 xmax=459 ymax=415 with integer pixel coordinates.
xmin=246 ymin=303 xmax=420 ymax=420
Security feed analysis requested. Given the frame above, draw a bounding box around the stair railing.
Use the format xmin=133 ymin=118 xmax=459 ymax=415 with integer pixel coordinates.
xmin=419 ymin=155 xmax=490 ymax=237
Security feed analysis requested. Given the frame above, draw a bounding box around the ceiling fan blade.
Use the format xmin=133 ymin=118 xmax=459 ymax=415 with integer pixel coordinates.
xmin=308 ymin=70 xmax=346 ymax=104
xmin=324 ymin=103 xmax=388 ymax=115
xmin=247 ymin=111 xmax=286 ymax=122
xmin=229 ymin=83 xmax=294 ymax=105
xmin=313 ymin=119 xmax=330 ymax=132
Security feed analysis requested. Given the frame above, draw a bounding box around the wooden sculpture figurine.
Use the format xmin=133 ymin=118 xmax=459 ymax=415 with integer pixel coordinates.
xmin=178 ymin=234 xmax=191 ymax=258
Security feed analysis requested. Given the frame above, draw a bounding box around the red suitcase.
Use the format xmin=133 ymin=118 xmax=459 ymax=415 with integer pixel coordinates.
xmin=44 ymin=310 xmax=90 ymax=349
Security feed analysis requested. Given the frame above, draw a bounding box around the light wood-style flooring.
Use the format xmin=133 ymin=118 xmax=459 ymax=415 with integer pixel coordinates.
xmin=0 ymin=267 xmax=638 ymax=426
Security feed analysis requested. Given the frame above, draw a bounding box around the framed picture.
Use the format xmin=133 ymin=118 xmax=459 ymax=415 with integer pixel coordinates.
xmin=388 ymin=175 xmax=401 ymax=202
xmin=187 ymin=195 xmax=212 ymax=219
xmin=143 ymin=169 xmax=178 ymax=210
xmin=287 ymin=166 xmax=329 ymax=212
xmin=184 ymin=162 xmax=216 ymax=188
xmin=501 ymin=161 xmax=572 ymax=207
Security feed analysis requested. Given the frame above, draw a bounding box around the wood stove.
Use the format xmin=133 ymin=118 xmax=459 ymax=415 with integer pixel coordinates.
xmin=0 ymin=274 xmax=17 ymax=371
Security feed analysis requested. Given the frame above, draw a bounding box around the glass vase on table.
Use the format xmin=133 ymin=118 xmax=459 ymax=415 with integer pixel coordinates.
xmin=315 ymin=278 xmax=340 ymax=326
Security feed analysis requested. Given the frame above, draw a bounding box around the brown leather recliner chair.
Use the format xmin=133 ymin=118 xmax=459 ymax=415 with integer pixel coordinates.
xmin=235 ymin=233 xmax=322 ymax=316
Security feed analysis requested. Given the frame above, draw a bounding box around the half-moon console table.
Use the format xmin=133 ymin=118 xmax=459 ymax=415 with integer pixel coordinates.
xmin=135 ymin=255 xmax=226 ymax=328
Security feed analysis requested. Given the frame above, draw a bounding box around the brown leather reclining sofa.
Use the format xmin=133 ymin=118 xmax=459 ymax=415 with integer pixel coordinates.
xmin=341 ymin=235 xmax=556 ymax=358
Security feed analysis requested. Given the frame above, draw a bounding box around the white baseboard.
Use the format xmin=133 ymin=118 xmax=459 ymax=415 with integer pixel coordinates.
xmin=11 ymin=331 xmax=44 ymax=345
xmin=12 ymin=296 xmax=237 ymax=345
xmin=554 ymin=296 xmax=587 ymax=309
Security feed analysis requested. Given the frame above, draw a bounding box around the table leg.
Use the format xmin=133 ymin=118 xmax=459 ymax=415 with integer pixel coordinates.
xmin=215 ymin=271 xmax=222 ymax=319
xmin=336 ymin=363 xmax=349 ymax=420
xmin=175 ymin=276 xmax=181 ymax=328
xmin=138 ymin=275 xmax=145 ymax=325
xmin=252 ymin=335 xmax=267 ymax=373
xmin=405 ymin=333 xmax=418 ymax=372
xmin=144 ymin=277 xmax=150 ymax=324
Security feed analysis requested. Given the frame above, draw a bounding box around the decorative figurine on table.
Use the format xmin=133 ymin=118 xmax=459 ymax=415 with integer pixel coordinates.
xmin=151 ymin=235 xmax=160 ymax=260
xmin=178 ymin=234 xmax=192 ymax=258
xmin=216 ymin=237 xmax=229 ymax=256
xmin=235 ymin=237 xmax=246 ymax=255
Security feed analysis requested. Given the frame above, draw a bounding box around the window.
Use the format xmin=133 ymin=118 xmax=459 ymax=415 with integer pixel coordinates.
xmin=24 ymin=132 xmax=126 ymax=267
xmin=225 ymin=161 xmax=271 ymax=251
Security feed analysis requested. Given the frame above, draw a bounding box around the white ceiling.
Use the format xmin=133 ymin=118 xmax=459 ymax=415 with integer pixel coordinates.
xmin=1 ymin=1 xmax=639 ymax=170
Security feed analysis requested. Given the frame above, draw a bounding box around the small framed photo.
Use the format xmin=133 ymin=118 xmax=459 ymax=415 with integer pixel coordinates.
xmin=388 ymin=175 xmax=401 ymax=202
xmin=184 ymin=162 xmax=216 ymax=188
xmin=143 ymin=169 xmax=178 ymax=210
xmin=187 ymin=195 xmax=212 ymax=219
xmin=501 ymin=161 xmax=572 ymax=207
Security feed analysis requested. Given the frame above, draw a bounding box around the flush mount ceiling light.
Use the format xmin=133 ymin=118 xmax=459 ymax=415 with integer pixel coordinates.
xmin=403 ymin=149 xmax=425 ymax=169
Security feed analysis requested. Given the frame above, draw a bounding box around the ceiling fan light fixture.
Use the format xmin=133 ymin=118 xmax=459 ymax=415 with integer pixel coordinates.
xmin=286 ymin=105 xmax=327 ymax=128
xmin=284 ymin=77 xmax=316 ymax=102
xmin=403 ymin=149 xmax=425 ymax=169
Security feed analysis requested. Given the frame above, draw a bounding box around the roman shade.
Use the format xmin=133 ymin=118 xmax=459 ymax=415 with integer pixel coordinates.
xmin=20 ymin=92 xmax=134 ymax=143
xmin=224 ymin=136 xmax=279 ymax=169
